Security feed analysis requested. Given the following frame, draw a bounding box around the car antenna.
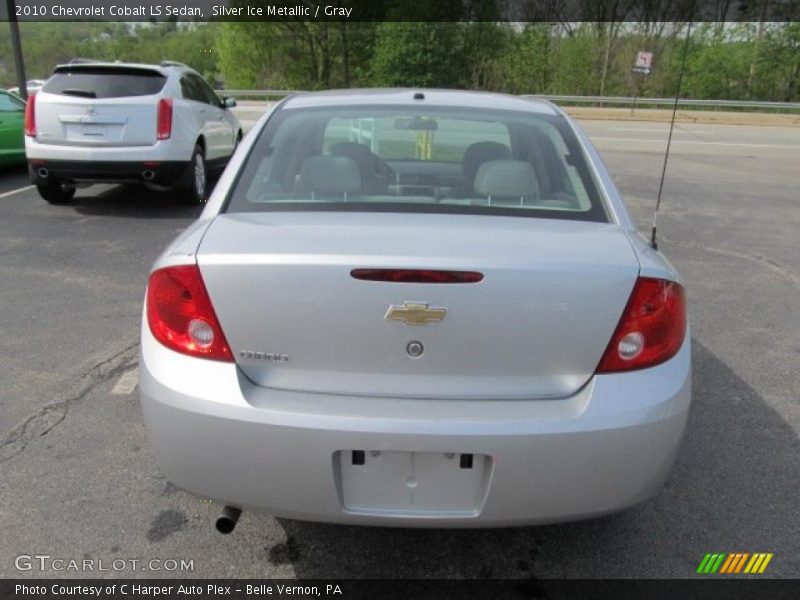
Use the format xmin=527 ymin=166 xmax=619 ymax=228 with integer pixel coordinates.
xmin=651 ymin=20 xmax=693 ymax=250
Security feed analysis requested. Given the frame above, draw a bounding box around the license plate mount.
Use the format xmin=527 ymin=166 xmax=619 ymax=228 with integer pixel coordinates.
xmin=337 ymin=450 xmax=492 ymax=516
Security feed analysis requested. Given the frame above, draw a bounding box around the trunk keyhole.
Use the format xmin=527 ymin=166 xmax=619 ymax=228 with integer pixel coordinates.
xmin=406 ymin=341 xmax=424 ymax=357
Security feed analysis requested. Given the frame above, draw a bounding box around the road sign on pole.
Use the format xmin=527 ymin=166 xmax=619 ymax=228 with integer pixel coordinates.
xmin=630 ymin=51 xmax=653 ymax=114
xmin=632 ymin=51 xmax=653 ymax=75
xmin=635 ymin=51 xmax=653 ymax=68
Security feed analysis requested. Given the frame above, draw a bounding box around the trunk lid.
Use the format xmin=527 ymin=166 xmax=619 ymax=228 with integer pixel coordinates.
xmin=197 ymin=213 xmax=641 ymax=399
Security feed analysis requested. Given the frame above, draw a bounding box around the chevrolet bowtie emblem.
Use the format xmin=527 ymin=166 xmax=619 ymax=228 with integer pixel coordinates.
xmin=385 ymin=302 xmax=447 ymax=326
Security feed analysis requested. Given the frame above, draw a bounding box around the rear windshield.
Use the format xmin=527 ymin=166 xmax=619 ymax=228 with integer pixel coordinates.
xmin=225 ymin=104 xmax=607 ymax=222
xmin=42 ymin=67 xmax=166 ymax=99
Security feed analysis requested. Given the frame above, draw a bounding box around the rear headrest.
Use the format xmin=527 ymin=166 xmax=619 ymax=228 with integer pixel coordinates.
xmin=330 ymin=142 xmax=375 ymax=166
xmin=462 ymin=141 xmax=511 ymax=183
xmin=330 ymin=142 xmax=383 ymax=184
xmin=474 ymin=160 xmax=540 ymax=200
xmin=296 ymin=155 xmax=361 ymax=195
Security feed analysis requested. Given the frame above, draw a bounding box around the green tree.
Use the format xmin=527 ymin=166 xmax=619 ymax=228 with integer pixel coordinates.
xmin=370 ymin=22 xmax=466 ymax=88
xmin=752 ymin=23 xmax=800 ymax=101
xmin=215 ymin=21 xmax=375 ymax=90
xmin=682 ymin=24 xmax=755 ymax=100
xmin=1 ymin=20 xmax=797 ymax=103
xmin=461 ymin=22 xmax=512 ymax=90
xmin=0 ymin=22 xmax=106 ymax=83
xmin=552 ymin=26 xmax=598 ymax=95
xmin=496 ymin=23 xmax=555 ymax=94
xmin=215 ymin=22 xmax=276 ymax=88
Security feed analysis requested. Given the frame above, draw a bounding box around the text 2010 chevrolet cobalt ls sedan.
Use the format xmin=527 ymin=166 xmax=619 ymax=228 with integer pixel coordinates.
xmin=140 ymin=89 xmax=690 ymax=528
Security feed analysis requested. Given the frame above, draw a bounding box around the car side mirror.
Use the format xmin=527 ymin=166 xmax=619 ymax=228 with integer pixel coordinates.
xmin=222 ymin=96 xmax=237 ymax=109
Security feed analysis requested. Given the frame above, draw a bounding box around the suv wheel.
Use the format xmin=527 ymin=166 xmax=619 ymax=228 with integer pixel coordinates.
xmin=179 ymin=145 xmax=207 ymax=204
xmin=37 ymin=180 xmax=76 ymax=205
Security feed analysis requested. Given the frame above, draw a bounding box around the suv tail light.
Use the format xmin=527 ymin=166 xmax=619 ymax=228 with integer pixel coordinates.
xmin=146 ymin=265 xmax=233 ymax=362
xmin=24 ymin=92 xmax=36 ymax=136
xmin=596 ymin=277 xmax=686 ymax=373
xmin=156 ymin=97 xmax=173 ymax=140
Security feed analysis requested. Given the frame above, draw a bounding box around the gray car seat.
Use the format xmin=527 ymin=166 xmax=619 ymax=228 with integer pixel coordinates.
xmin=329 ymin=142 xmax=390 ymax=193
xmin=295 ymin=155 xmax=362 ymax=199
xmin=474 ymin=160 xmax=540 ymax=205
xmin=460 ymin=141 xmax=511 ymax=195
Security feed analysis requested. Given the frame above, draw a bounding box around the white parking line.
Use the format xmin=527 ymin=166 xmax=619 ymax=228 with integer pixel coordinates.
xmin=111 ymin=368 xmax=139 ymax=395
xmin=0 ymin=185 xmax=34 ymax=199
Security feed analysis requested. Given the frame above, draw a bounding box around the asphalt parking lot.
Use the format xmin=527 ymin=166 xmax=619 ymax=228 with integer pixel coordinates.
xmin=1 ymin=115 xmax=798 ymax=579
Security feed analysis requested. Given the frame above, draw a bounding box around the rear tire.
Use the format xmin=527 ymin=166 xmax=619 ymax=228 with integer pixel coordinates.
xmin=37 ymin=180 xmax=76 ymax=205
xmin=178 ymin=144 xmax=207 ymax=204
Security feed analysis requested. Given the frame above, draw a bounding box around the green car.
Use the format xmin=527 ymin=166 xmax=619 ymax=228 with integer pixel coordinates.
xmin=0 ymin=90 xmax=26 ymax=166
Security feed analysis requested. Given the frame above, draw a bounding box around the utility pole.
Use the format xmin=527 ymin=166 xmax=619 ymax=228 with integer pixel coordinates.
xmin=6 ymin=0 xmax=28 ymax=99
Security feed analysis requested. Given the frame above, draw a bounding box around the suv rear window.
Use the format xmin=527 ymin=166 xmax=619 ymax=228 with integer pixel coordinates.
xmin=42 ymin=67 xmax=166 ymax=99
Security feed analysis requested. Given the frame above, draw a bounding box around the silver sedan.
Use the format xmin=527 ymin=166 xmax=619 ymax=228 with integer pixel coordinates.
xmin=140 ymin=89 xmax=690 ymax=529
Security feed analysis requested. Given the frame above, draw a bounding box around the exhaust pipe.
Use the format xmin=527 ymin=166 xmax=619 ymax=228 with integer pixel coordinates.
xmin=215 ymin=506 xmax=242 ymax=534
xmin=38 ymin=167 xmax=49 ymax=178
xmin=142 ymin=170 xmax=155 ymax=180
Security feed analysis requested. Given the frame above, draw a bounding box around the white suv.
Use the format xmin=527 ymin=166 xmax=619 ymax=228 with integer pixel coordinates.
xmin=25 ymin=60 xmax=242 ymax=204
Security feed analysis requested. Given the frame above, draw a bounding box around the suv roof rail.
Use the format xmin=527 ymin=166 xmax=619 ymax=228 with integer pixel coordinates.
xmin=160 ymin=61 xmax=188 ymax=68
xmin=68 ymin=58 xmax=100 ymax=64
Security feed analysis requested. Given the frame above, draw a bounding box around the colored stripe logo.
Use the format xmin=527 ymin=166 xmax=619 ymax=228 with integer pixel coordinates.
xmin=697 ymin=553 xmax=773 ymax=574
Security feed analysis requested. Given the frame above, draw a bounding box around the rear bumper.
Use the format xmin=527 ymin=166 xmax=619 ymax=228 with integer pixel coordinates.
xmin=25 ymin=137 xmax=194 ymax=186
xmin=28 ymin=159 xmax=190 ymax=187
xmin=140 ymin=322 xmax=691 ymax=528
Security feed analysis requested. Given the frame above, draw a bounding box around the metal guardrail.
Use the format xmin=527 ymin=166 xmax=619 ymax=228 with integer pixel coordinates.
xmin=217 ymin=89 xmax=297 ymax=98
xmin=522 ymin=95 xmax=800 ymax=111
xmin=217 ymin=89 xmax=800 ymax=111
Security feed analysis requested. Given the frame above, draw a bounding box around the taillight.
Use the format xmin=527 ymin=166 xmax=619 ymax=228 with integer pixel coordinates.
xmin=24 ymin=93 xmax=36 ymax=136
xmin=157 ymin=97 xmax=173 ymax=140
xmin=596 ymin=277 xmax=686 ymax=373
xmin=350 ymin=268 xmax=484 ymax=284
xmin=146 ymin=265 xmax=233 ymax=362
